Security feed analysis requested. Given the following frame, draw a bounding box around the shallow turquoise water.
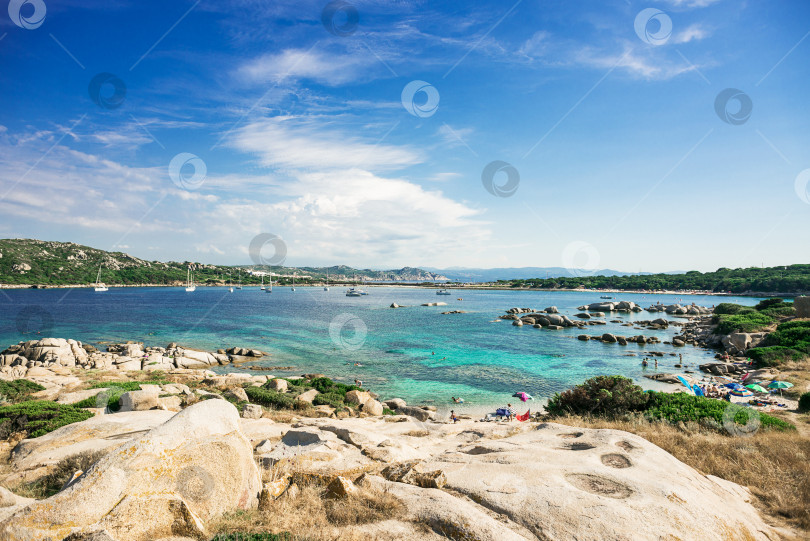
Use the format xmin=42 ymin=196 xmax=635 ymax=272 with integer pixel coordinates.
xmin=0 ymin=286 xmax=760 ymax=412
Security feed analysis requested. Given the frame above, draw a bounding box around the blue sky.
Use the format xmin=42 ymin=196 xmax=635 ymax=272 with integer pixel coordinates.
xmin=1 ymin=0 xmax=809 ymax=272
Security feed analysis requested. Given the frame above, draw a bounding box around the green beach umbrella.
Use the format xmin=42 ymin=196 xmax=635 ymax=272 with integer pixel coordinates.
xmin=767 ymin=380 xmax=793 ymax=398
xmin=745 ymin=384 xmax=767 ymax=393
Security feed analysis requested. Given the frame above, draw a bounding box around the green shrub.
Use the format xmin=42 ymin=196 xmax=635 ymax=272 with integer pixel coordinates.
xmin=313 ymin=392 xmax=346 ymax=409
xmin=748 ymin=346 xmax=805 ymax=367
xmin=755 ymin=298 xmax=786 ymax=311
xmin=546 ymin=375 xmax=650 ymax=416
xmin=714 ymin=312 xmax=774 ymax=334
xmin=308 ymin=376 xmax=360 ymax=397
xmin=645 ymin=392 xmax=795 ymax=431
xmin=73 ymin=387 xmax=129 ymax=411
xmin=245 ymin=386 xmax=294 ymax=409
xmin=0 ymin=379 xmax=46 ymax=403
xmin=759 ymin=305 xmax=796 ymax=318
xmin=87 ymin=379 xmax=168 ymax=391
xmin=0 ymin=401 xmax=94 ymax=439
xmin=799 ymin=392 xmax=810 ymax=413
xmin=383 ymin=408 xmax=395 ymax=415
xmin=714 ymin=303 xmax=755 ymax=315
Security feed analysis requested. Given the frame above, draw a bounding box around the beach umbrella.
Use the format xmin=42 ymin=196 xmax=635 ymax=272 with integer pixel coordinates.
xmin=729 ymin=389 xmax=754 ymax=397
xmin=512 ymin=392 xmax=533 ymax=402
xmin=676 ymin=376 xmax=692 ymax=389
xmin=723 ymin=383 xmax=745 ymax=391
xmin=768 ymin=381 xmax=793 ymax=397
xmin=745 ymin=384 xmax=767 ymax=393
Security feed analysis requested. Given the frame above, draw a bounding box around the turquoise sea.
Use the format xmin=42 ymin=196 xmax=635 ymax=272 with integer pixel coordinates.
xmin=0 ymin=286 xmax=760 ymax=413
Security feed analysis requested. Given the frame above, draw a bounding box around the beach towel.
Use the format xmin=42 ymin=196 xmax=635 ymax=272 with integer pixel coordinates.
xmin=515 ymin=410 xmax=531 ymax=422
xmin=495 ymin=408 xmax=510 ymax=417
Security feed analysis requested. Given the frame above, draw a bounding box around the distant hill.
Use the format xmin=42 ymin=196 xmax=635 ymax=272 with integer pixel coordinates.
xmin=423 ymin=266 xmax=657 ymax=282
xmin=0 ymin=239 xmax=445 ymax=286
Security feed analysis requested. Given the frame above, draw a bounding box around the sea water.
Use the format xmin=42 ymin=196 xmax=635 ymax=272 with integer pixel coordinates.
xmin=0 ymin=286 xmax=760 ymax=412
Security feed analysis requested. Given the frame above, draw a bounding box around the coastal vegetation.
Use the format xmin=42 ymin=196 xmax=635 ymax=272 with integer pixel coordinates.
xmin=748 ymin=320 xmax=810 ymax=367
xmin=0 ymin=379 xmax=45 ymax=403
xmin=501 ymin=264 xmax=810 ymax=294
xmin=0 ymin=400 xmax=93 ymax=439
xmin=0 ymin=239 xmax=439 ymax=286
xmin=546 ymin=376 xmax=795 ymax=432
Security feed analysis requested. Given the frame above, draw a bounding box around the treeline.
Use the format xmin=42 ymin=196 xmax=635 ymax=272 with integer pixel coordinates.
xmin=499 ymin=265 xmax=810 ymax=294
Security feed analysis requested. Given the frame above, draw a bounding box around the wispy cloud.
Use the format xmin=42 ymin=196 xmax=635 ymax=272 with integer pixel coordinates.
xmin=237 ymin=48 xmax=377 ymax=87
xmin=228 ymin=116 xmax=422 ymax=171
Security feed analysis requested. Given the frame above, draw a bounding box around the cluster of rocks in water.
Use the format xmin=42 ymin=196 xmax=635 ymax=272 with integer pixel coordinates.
xmin=0 ymin=338 xmax=267 ymax=378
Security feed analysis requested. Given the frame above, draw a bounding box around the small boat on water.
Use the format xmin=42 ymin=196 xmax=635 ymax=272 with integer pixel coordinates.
xmin=291 ymin=273 xmax=296 ymax=292
xmin=436 ymin=288 xmax=451 ymax=295
xmin=185 ymin=266 xmax=196 ymax=292
xmin=94 ymin=262 xmax=108 ymax=292
xmin=346 ymin=287 xmax=362 ymax=297
xmin=600 ymin=295 xmax=613 ymax=299
xmin=324 ymin=270 xmax=330 ymax=291
xmin=260 ymin=274 xmax=266 ymax=290
xmin=236 ymin=269 xmax=242 ymax=289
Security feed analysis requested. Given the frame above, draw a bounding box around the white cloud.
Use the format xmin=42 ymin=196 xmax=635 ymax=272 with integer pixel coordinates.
xmin=672 ymin=24 xmax=710 ymax=44
xmin=237 ymin=48 xmax=373 ymax=87
xmin=229 ymin=116 xmax=422 ymax=171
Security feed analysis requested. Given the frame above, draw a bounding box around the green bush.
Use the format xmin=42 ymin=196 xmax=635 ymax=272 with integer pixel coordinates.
xmin=87 ymin=379 xmax=168 ymax=391
xmin=0 ymin=401 xmax=94 ymax=439
xmin=645 ymin=392 xmax=795 ymax=431
xmin=759 ymin=305 xmax=796 ymax=318
xmin=713 ymin=303 xmax=755 ymax=315
xmin=714 ymin=311 xmax=774 ymax=334
xmin=546 ymin=375 xmax=650 ymax=416
xmin=798 ymin=392 xmax=810 ymax=413
xmin=754 ymin=298 xmax=785 ymax=311
xmin=307 ymin=376 xmax=360 ymax=397
xmin=313 ymin=392 xmax=346 ymax=409
xmin=245 ymin=386 xmax=294 ymax=409
xmin=0 ymin=379 xmax=46 ymax=403
xmin=748 ymin=346 xmax=805 ymax=367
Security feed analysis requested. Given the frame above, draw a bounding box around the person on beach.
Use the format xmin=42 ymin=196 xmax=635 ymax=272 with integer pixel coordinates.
xmin=507 ymin=403 xmax=516 ymax=421
xmin=450 ymin=410 xmax=458 ymax=423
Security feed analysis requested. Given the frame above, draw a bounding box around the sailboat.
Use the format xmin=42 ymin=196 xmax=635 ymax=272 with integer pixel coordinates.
xmin=228 ymin=272 xmax=234 ymax=293
xmin=266 ymin=274 xmax=273 ymax=292
xmin=291 ymin=273 xmax=296 ymax=292
xmin=185 ymin=266 xmax=196 ymax=292
xmin=260 ymin=274 xmax=265 ymax=291
xmin=94 ymin=262 xmax=108 ymax=292
xmin=235 ymin=269 xmax=242 ymax=290
xmin=324 ymin=270 xmax=330 ymax=291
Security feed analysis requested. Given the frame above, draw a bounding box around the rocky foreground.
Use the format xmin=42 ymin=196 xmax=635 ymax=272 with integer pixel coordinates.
xmin=0 ymin=386 xmax=781 ymax=540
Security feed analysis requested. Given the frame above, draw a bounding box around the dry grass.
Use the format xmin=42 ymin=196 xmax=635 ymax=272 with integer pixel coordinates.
xmin=403 ymin=430 xmax=430 ymax=438
xmin=211 ymin=481 xmax=404 ymax=540
xmin=553 ymin=415 xmax=810 ymax=532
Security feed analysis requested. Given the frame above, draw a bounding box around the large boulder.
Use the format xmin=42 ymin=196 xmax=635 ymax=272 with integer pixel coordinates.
xmin=118 ymin=390 xmax=159 ymax=412
xmin=0 ymin=400 xmax=261 ymax=541
xmin=345 ymin=390 xmax=372 ymax=405
xmin=363 ymin=399 xmax=384 ymax=416
xmin=267 ymin=378 xmax=288 ymax=392
xmin=398 ymin=406 xmax=435 ymax=422
xmin=415 ymin=423 xmax=775 ymax=540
